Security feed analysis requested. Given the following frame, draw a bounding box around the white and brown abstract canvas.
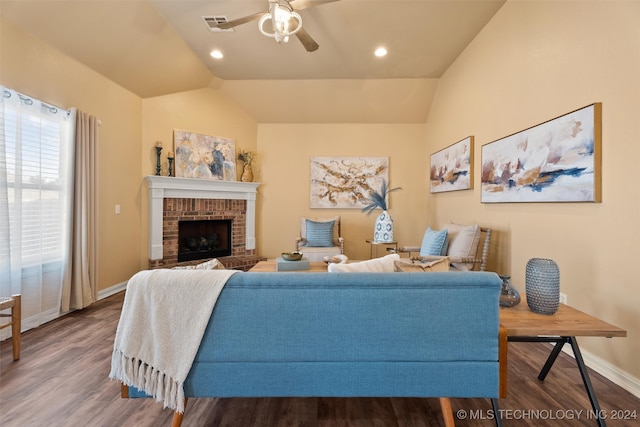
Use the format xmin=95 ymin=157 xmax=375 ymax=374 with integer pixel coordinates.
xmin=310 ymin=157 xmax=389 ymax=209
xmin=481 ymin=103 xmax=601 ymax=203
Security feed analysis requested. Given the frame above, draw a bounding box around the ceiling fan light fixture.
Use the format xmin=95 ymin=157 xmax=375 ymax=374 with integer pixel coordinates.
xmin=258 ymin=2 xmax=302 ymax=44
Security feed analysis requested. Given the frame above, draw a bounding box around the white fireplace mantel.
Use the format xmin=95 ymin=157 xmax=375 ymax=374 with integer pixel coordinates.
xmin=145 ymin=176 xmax=259 ymax=260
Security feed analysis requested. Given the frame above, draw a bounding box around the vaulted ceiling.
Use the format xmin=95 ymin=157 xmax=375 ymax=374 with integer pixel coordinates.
xmin=1 ymin=0 xmax=505 ymax=122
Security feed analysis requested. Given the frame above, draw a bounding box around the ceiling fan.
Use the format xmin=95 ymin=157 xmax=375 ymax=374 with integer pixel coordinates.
xmin=215 ymin=0 xmax=340 ymax=52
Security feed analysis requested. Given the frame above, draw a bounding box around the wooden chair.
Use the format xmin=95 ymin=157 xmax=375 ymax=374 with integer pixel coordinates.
xmin=398 ymin=226 xmax=492 ymax=272
xmin=0 ymin=294 xmax=21 ymax=360
xmin=295 ymin=216 xmax=345 ymax=262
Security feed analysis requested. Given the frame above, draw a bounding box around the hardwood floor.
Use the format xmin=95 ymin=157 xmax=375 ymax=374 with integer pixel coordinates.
xmin=1 ymin=291 xmax=638 ymax=426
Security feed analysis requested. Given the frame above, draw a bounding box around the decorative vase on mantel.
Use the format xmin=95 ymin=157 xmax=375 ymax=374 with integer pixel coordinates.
xmin=525 ymin=258 xmax=560 ymax=315
xmin=240 ymin=163 xmax=253 ymax=182
xmin=374 ymin=210 xmax=394 ymax=243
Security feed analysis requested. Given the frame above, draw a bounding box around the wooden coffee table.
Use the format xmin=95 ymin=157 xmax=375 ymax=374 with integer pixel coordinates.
xmin=249 ymin=260 xmax=329 ymax=272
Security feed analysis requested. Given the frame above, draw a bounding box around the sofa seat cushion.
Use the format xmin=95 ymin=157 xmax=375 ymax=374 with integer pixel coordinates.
xmin=298 ymin=246 xmax=342 ymax=262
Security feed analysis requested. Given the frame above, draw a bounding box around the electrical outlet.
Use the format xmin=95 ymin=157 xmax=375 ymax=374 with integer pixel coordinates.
xmin=115 ymin=204 xmax=121 ymax=215
xmin=559 ymin=292 xmax=567 ymax=305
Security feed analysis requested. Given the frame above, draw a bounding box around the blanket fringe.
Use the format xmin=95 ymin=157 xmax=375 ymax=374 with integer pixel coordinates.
xmin=109 ymin=349 xmax=186 ymax=413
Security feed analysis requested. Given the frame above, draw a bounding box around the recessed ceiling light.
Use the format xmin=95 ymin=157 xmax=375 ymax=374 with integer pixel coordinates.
xmin=374 ymin=47 xmax=388 ymax=57
xmin=210 ymin=50 xmax=224 ymax=59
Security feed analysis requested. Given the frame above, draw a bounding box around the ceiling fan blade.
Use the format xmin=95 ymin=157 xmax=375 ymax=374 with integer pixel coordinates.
xmin=295 ymin=27 xmax=319 ymax=52
xmin=217 ymin=12 xmax=266 ymax=30
xmin=289 ymin=0 xmax=341 ymax=12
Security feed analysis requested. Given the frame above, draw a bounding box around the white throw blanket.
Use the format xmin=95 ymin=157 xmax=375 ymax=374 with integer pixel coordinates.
xmin=109 ymin=268 xmax=238 ymax=413
xmin=327 ymin=253 xmax=399 ymax=272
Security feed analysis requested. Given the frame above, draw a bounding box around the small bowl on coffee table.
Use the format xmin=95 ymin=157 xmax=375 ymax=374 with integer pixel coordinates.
xmin=281 ymin=252 xmax=303 ymax=261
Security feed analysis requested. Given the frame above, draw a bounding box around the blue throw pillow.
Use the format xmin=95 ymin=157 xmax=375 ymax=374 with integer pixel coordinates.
xmin=420 ymin=227 xmax=449 ymax=256
xmin=305 ymin=219 xmax=335 ymax=247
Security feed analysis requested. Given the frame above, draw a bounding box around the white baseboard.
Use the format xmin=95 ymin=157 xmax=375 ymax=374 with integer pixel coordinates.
xmin=98 ymin=280 xmax=127 ymax=300
xmin=561 ymin=344 xmax=640 ymax=399
xmin=1 ymin=282 xmax=128 ymax=341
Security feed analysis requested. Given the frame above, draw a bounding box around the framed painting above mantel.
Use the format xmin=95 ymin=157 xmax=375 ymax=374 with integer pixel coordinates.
xmin=173 ymin=130 xmax=236 ymax=181
xmin=481 ymin=103 xmax=602 ymax=203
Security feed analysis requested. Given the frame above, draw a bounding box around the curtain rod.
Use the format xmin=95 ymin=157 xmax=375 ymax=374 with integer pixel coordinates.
xmin=3 ymin=88 xmax=71 ymax=116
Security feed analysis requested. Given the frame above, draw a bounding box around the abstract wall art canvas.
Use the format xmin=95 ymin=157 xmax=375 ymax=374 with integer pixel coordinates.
xmin=310 ymin=157 xmax=389 ymax=209
xmin=173 ymin=130 xmax=236 ymax=181
xmin=481 ymin=103 xmax=602 ymax=203
xmin=430 ymin=136 xmax=474 ymax=193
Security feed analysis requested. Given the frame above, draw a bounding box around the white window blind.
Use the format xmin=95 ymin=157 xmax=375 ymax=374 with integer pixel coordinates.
xmin=1 ymin=87 xmax=73 ymax=329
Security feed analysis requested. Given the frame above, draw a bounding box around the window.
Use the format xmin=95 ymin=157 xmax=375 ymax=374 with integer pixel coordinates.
xmin=1 ymin=87 xmax=72 ymax=329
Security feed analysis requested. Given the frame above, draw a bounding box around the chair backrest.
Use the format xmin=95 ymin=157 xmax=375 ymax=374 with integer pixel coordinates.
xmin=439 ymin=224 xmax=492 ymax=272
xmin=298 ymin=216 xmax=341 ymax=246
xmin=399 ymin=225 xmax=492 ymax=272
xmin=476 ymin=227 xmax=492 ymax=272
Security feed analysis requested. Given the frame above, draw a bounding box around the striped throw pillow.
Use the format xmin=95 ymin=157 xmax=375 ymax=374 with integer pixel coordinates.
xmin=419 ymin=227 xmax=449 ymax=256
xmin=305 ymin=219 xmax=335 ymax=247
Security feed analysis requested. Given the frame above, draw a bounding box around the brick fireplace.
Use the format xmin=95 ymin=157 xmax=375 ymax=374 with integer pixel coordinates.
xmin=145 ymin=176 xmax=264 ymax=270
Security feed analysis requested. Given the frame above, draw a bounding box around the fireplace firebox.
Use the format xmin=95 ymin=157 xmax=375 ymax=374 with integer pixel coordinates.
xmin=178 ymin=219 xmax=232 ymax=262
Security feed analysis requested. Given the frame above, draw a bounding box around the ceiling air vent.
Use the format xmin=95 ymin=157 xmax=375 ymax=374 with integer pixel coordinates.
xmin=202 ymin=16 xmax=234 ymax=32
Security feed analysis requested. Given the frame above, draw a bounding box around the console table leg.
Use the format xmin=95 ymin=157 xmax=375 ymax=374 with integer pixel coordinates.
xmin=568 ymin=336 xmax=606 ymax=427
xmin=537 ymin=337 xmax=567 ymax=381
xmin=508 ymin=336 xmax=607 ymax=426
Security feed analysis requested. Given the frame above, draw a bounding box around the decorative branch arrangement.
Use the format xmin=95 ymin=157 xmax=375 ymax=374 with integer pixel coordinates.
xmin=361 ymin=179 xmax=402 ymax=215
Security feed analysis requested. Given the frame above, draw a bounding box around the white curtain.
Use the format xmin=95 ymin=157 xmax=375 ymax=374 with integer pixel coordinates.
xmin=0 ymin=87 xmax=73 ymax=332
xmin=61 ymin=109 xmax=98 ymax=311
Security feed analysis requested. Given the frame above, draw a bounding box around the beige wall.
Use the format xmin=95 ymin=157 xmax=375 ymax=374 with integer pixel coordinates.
xmin=425 ymin=1 xmax=640 ymax=379
xmin=0 ymin=18 xmax=143 ymax=292
xmin=257 ymin=123 xmax=428 ymax=261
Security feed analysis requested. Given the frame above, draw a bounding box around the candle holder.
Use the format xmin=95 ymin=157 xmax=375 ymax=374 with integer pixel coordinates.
xmin=155 ymin=146 xmax=162 ymax=175
xmin=168 ymin=157 xmax=174 ymax=177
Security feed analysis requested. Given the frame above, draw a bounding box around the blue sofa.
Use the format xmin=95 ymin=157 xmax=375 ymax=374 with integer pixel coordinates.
xmin=123 ymin=270 xmax=506 ymax=426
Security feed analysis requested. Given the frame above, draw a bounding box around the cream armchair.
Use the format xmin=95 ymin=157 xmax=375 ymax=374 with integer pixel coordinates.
xmin=398 ymin=223 xmax=492 ymax=271
xmin=295 ymin=216 xmax=345 ymax=262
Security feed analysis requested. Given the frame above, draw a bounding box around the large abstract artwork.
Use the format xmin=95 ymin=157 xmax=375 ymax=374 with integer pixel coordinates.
xmin=430 ymin=136 xmax=474 ymax=193
xmin=481 ymin=103 xmax=602 ymax=203
xmin=173 ymin=130 xmax=236 ymax=181
xmin=310 ymin=157 xmax=389 ymax=209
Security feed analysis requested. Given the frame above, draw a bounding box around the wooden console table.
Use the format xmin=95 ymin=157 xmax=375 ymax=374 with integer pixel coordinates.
xmin=249 ymin=261 xmax=627 ymax=426
xmin=500 ymin=300 xmax=626 ymax=427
